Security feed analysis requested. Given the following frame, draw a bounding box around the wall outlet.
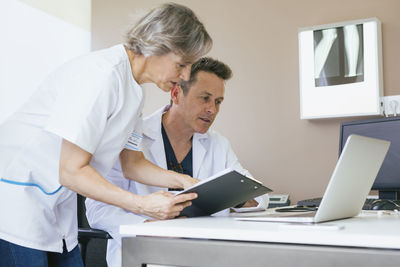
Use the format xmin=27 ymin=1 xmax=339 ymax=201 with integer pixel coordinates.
xmin=381 ymin=95 xmax=400 ymax=116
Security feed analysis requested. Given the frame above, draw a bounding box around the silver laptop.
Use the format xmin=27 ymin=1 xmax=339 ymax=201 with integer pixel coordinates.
xmin=236 ymin=135 xmax=390 ymax=223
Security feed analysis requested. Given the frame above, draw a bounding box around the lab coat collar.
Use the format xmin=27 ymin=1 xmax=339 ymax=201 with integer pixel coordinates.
xmin=143 ymin=105 xmax=211 ymax=177
xmin=192 ymin=132 xmax=209 ymax=178
xmin=142 ymin=106 xmax=169 ymax=141
xmin=142 ymin=106 xmax=168 ymax=168
xmin=143 ymin=105 xmax=211 ymax=142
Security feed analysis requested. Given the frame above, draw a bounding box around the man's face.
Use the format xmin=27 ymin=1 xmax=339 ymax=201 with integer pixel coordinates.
xmin=177 ymin=71 xmax=225 ymax=134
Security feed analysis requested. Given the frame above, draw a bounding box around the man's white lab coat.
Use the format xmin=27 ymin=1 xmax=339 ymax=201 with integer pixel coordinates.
xmin=85 ymin=106 xmax=267 ymax=267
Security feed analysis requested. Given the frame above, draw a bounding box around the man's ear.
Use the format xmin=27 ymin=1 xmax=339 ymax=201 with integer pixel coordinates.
xmin=170 ymin=85 xmax=182 ymax=105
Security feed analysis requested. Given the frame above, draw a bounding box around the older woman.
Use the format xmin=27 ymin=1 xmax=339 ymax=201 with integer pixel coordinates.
xmin=0 ymin=3 xmax=211 ymax=266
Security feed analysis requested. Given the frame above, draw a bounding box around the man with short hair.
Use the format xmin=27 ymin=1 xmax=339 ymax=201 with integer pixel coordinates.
xmin=86 ymin=57 xmax=268 ymax=267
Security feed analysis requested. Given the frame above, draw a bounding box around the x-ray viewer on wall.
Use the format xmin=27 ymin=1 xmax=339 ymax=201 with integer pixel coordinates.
xmin=313 ymin=24 xmax=364 ymax=87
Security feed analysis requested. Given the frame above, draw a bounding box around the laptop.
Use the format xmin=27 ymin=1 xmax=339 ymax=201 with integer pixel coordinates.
xmin=236 ymin=134 xmax=390 ymax=223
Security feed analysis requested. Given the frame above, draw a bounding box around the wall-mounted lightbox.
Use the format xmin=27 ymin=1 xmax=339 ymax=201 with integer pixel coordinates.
xmin=298 ymin=18 xmax=383 ymax=119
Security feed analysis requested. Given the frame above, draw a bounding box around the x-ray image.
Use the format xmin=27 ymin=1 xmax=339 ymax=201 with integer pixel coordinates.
xmin=313 ymin=24 xmax=364 ymax=87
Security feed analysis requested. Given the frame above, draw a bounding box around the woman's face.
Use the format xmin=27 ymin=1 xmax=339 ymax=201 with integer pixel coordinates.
xmin=146 ymin=52 xmax=192 ymax=92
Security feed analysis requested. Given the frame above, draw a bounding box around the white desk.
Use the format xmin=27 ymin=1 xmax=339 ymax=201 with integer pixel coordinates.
xmin=120 ymin=211 xmax=400 ymax=267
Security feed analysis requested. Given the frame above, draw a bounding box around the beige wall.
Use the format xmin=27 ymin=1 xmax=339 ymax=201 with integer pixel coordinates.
xmin=92 ymin=0 xmax=400 ymax=203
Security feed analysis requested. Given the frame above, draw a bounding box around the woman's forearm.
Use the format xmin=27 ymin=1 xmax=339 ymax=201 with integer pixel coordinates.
xmin=119 ymin=149 xmax=198 ymax=189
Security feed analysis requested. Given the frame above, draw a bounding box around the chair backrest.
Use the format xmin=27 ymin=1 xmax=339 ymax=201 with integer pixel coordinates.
xmin=77 ymin=194 xmax=111 ymax=267
xmin=77 ymin=194 xmax=90 ymax=228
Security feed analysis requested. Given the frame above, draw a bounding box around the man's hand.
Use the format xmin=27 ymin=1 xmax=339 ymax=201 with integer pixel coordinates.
xmin=137 ymin=191 xmax=197 ymax=220
xmin=242 ymin=199 xmax=259 ymax=208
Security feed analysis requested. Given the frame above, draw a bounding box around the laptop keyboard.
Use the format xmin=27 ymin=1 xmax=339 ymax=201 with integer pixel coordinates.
xmin=297 ymin=198 xmax=400 ymax=210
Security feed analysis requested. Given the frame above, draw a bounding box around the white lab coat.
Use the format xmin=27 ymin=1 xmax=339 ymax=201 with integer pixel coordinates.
xmin=86 ymin=106 xmax=268 ymax=267
xmin=0 ymin=45 xmax=145 ymax=252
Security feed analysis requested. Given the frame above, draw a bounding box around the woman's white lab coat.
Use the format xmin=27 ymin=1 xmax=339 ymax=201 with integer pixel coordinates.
xmin=0 ymin=45 xmax=144 ymax=253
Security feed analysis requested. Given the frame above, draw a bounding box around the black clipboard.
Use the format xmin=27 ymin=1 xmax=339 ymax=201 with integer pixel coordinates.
xmin=176 ymin=169 xmax=272 ymax=217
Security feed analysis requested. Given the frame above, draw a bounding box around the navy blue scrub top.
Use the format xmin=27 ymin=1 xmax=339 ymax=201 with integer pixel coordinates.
xmin=161 ymin=123 xmax=193 ymax=191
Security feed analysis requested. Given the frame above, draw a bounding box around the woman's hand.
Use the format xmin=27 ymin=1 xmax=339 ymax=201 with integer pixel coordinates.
xmin=136 ymin=191 xmax=197 ymax=220
xmin=179 ymin=174 xmax=200 ymax=189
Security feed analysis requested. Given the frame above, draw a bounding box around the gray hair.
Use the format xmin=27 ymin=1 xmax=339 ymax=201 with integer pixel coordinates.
xmin=179 ymin=57 xmax=232 ymax=95
xmin=124 ymin=3 xmax=212 ymax=63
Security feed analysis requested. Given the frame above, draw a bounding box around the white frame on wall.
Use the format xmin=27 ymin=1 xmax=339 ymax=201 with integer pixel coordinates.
xmin=298 ymin=18 xmax=383 ymax=119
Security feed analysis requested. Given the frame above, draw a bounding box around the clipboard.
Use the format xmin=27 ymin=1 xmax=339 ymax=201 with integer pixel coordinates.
xmin=176 ymin=168 xmax=272 ymax=217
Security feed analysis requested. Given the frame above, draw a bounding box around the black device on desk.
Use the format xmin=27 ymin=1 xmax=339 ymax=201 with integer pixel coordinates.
xmin=298 ymin=117 xmax=400 ymax=210
xmin=339 ymin=117 xmax=400 ymax=200
xmin=298 ymin=197 xmax=400 ymax=210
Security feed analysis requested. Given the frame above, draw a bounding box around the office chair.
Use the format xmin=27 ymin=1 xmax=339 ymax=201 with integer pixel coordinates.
xmin=77 ymin=194 xmax=111 ymax=267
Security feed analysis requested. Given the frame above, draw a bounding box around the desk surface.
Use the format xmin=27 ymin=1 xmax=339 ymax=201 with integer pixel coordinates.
xmin=121 ymin=211 xmax=400 ymax=250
